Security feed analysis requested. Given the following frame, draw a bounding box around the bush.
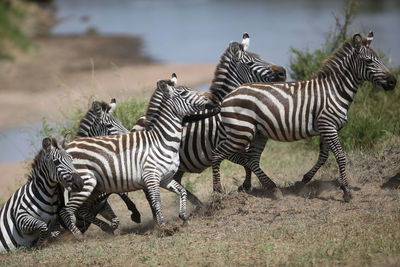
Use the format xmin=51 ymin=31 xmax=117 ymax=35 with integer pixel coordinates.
xmin=0 ymin=0 xmax=32 ymax=60
xmin=289 ymin=0 xmax=400 ymax=151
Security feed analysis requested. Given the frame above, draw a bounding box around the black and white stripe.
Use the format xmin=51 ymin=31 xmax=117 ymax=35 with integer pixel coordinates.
xmin=0 ymin=137 xmax=82 ymax=251
xmin=66 ymin=99 xmax=142 ymax=235
xmin=133 ymin=34 xmax=286 ymax=204
xmin=211 ymin=32 xmax=397 ymax=201
xmin=60 ymin=80 xmax=215 ymax=240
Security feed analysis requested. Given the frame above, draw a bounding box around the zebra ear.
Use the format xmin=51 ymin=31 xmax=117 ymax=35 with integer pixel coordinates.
xmin=61 ymin=131 xmax=71 ymax=148
xmin=229 ymin=42 xmax=243 ymax=61
xmin=366 ymin=31 xmax=373 ymax=47
xmin=157 ymin=80 xmax=173 ymax=98
xmin=171 ymin=73 xmax=178 ymax=86
xmin=109 ymin=98 xmax=116 ymax=114
xmin=92 ymin=100 xmax=102 ymax=116
xmin=241 ymin=32 xmax=250 ymax=51
xmin=42 ymin=137 xmax=52 ymax=153
xmin=352 ymin=33 xmax=363 ymax=51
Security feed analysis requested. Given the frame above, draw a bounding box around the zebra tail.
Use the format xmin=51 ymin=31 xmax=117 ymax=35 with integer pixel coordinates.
xmin=182 ymin=106 xmax=221 ymax=124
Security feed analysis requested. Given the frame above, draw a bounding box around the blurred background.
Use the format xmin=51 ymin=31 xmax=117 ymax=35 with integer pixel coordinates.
xmin=0 ymin=0 xmax=399 ymax=163
xmin=52 ymin=0 xmax=399 ymax=66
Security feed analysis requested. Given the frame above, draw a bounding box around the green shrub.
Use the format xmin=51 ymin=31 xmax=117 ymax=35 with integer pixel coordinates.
xmin=0 ymin=1 xmax=32 ymax=60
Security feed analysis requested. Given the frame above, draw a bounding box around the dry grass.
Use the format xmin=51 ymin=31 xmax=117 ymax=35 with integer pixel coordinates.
xmin=0 ymin=138 xmax=399 ymax=266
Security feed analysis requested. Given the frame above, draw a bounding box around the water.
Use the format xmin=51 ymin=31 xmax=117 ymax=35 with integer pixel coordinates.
xmin=2 ymin=0 xmax=400 ymax=163
xmin=0 ymin=125 xmax=43 ymax=163
xmin=52 ymin=0 xmax=400 ymax=68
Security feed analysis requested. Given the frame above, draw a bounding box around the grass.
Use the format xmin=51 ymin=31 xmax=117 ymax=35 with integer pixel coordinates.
xmin=0 ymin=135 xmax=399 ymax=266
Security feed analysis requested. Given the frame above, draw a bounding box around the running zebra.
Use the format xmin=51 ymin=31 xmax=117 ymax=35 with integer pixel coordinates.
xmin=68 ymin=99 xmax=142 ymax=235
xmin=211 ymin=32 xmax=397 ymax=202
xmin=60 ymin=80 xmax=216 ymax=240
xmin=133 ymin=33 xmax=286 ymax=204
xmin=0 ymin=137 xmax=83 ymax=251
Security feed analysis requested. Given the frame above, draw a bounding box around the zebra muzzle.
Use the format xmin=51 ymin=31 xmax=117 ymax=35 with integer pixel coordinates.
xmin=69 ymin=173 xmax=84 ymax=192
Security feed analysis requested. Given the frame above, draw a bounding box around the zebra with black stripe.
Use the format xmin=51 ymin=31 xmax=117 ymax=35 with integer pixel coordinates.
xmin=133 ymin=33 xmax=286 ymax=204
xmin=60 ymin=80 xmax=216 ymax=240
xmin=211 ymin=32 xmax=397 ymax=202
xmin=66 ymin=98 xmax=142 ymax=235
xmin=0 ymin=137 xmax=83 ymax=251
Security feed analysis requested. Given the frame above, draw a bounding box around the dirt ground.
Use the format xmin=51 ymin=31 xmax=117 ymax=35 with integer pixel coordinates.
xmin=0 ymin=141 xmax=397 ymax=265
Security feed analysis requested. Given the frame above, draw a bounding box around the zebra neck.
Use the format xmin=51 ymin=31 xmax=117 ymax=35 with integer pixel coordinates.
xmin=209 ymin=55 xmax=242 ymax=104
xmin=149 ymin=110 xmax=184 ymax=149
xmin=315 ymin=46 xmax=361 ymax=108
xmin=29 ymin=162 xmax=58 ymax=198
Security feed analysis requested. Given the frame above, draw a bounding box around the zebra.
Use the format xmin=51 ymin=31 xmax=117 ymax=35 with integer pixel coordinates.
xmin=133 ymin=33 xmax=287 ymax=204
xmin=60 ymin=79 xmax=216 ymax=240
xmin=62 ymin=98 xmax=142 ymax=235
xmin=211 ymin=32 xmax=397 ymax=202
xmin=0 ymin=137 xmax=83 ymax=251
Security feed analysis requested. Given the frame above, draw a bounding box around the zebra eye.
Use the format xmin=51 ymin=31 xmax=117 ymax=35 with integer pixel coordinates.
xmin=245 ymin=62 xmax=254 ymax=67
xmin=366 ymin=58 xmax=374 ymax=64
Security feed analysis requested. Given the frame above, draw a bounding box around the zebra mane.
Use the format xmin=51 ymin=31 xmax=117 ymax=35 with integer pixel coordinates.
xmin=314 ymin=38 xmax=358 ymax=79
xmin=142 ymin=79 xmax=177 ymax=130
xmin=209 ymin=42 xmax=262 ymax=103
xmin=27 ymin=137 xmax=58 ymax=182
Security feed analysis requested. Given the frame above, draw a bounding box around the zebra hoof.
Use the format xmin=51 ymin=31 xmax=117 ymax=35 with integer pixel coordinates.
xmin=238 ymin=184 xmax=251 ymax=192
xmin=272 ymin=187 xmax=283 ymax=200
xmin=113 ymin=228 xmax=121 ymax=236
xmin=74 ymin=231 xmax=85 ymax=242
xmin=131 ymin=213 xmax=141 ymax=224
xmin=343 ymin=188 xmax=352 ymax=203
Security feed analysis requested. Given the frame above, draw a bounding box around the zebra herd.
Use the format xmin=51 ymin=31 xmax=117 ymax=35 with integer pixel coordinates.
xmin=0 ymin=32 xmax=396 ymax=251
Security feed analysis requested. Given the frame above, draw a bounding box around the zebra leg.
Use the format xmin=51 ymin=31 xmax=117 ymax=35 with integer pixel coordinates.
xmin=143 ymin=188 xmax=157 ymax=221
xmin=320 ymin=129 xmax=352 ymax=202
xmin=212 ymin=138 xmax=245 ymax=193
xmin=143 ymin=175 xmax=166 ymax=227
xmin=60 ymin=172 xmax=97 ymax=241
xmin=16 ymin=213 xmax=48 ymax=248
xmin=98 ymin=200 xmax=121 ymax=234
xmin=173 ymin=171 xmax=204 ymax=207
xmin=118 ymin=193 xmax=141 ymax=223
xmin=161 ymin=179 xmax=188 ymax=222
xmin=238 ymin=167 xmax=252 ymax=192
xmin=76 ymin=193 xmax=114 ymax=234
xmin=302 ymin=138 xmax=329 ymax=184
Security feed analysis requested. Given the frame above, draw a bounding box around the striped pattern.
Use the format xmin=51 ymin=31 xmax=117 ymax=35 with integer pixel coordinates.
xmin=0 ymin=137 xmax=82 ymax=251
xmin=212 ymin=32 xmax=397 ymax=201
xmin=133 ymin=34 xmax=286 ymax=204
xmin=60 ymin=81 xmax=214 ymax=240
xmin=70 ymin=99 xmax=142 ymax=234
xmin=175 ymin=34 xmax=286 ymax=197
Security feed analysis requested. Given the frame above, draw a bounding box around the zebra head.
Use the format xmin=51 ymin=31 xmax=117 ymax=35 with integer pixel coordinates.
xmin=353 ymin=32 xmax=397 ymax=91
xmin=42 ymin=137 xmax=83 ymax=192
xmin=211 ymin=33 xmax=286 ymax=103
xmin=88 ymin=99 xmax=129 ymax=136
xmin=157 ymin=80 xmax=215 ymax=118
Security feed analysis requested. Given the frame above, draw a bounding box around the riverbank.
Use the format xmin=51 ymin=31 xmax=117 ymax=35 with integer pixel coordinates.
xmin=0 ymin=33 xmax=216 ymax=196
